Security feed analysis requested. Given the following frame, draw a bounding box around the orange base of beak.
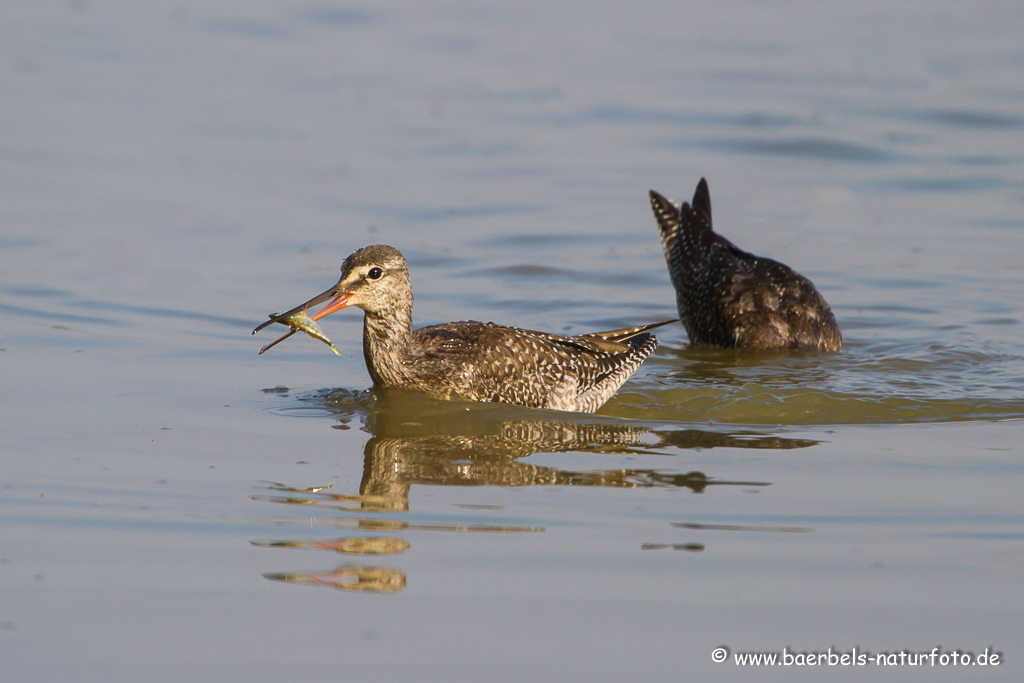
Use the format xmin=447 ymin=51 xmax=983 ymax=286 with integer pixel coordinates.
xmin=311 ymin=292 xmax=354 ymax=321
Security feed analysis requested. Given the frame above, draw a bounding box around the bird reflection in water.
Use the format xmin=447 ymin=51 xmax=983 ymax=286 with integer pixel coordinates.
xmin=253 ymin=388 xmax=817 ymax=593
xmin=263 ymin=565 xmax=407 ymax=594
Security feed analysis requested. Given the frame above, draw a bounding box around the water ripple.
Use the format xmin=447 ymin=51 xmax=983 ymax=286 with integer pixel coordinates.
xmin=462 ymin=264 xmax=655 ymax=286
xmin=693 ymin=137 xmax=901 ymax=163
xmin=879 ymin=107 xmax=1024 ymax=130
xmin=583 ymin=106 xmax=804 ymax=129
xmin=296 ymin=8 xmax=377 ymax=27
xmin=201 ymin=17 xmax=290 ymax=40
xmin=621 ymin=340 xmax=1024 ymax=425
xmin=860 ymin=175 xmax=1014 ymax=193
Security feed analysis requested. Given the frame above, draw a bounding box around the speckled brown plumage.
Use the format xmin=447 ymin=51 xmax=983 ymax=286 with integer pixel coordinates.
xmin=255 ymin=245 xmax=673 ymax=412
xmin=650 ymin=179 xmax=842 ymax=351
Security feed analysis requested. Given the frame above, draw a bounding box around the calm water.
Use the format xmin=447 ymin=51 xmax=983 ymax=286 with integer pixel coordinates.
xmin=2 ymin=1 xmax=1023 ymax=681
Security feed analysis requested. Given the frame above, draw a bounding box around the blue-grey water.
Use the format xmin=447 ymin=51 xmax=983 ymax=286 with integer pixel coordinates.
xmin=2 ymin=1 xmax=1023 ymax=681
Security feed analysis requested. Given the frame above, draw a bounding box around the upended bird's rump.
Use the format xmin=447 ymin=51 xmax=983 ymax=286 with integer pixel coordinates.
xmin=650 ymin=178 xmax=841 ymax=352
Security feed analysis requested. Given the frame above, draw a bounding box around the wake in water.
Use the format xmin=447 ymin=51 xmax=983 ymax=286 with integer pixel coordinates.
xmin=615 ymin=336 xmax=1024 ymax=425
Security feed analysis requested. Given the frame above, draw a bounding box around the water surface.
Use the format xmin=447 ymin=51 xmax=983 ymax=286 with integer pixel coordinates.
xmin=2 ymin=1 xmax=1023 ymax=681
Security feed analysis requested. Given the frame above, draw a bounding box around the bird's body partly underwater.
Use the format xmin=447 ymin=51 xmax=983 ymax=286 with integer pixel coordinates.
xmin=254 ymin=245 xmax=673 ymax=413
xmin=650 ymin=178 xmax=842 ymax=351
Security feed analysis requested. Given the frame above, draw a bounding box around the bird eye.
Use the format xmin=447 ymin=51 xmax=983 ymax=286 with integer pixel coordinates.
xmin=366 ymin=267 xmax=383 ymax=280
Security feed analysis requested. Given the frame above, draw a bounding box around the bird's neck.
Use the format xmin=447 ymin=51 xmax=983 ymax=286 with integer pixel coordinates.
xmin=361 ymin=305 xmax=414 ymax=387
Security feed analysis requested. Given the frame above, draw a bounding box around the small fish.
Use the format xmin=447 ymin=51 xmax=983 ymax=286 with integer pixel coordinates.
xmin=257 ymin=310 xmax=341 ymax=356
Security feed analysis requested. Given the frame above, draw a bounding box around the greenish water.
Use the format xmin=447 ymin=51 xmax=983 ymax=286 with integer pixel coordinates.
xmin=2 ymin=1 xmax=1023 ymax=681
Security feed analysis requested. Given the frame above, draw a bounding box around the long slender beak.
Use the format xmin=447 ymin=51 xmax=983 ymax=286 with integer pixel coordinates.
xmin=252 ymin=286 xmax=354 ymax=335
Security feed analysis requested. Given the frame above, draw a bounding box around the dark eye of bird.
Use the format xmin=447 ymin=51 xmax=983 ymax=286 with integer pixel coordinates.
xmin=367 ymin=267 xmax=383 ymax=280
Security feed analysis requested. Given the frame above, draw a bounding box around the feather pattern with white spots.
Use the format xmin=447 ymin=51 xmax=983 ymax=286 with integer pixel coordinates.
xmin=261 ymin=245 xmax=674 ymax=412
xmin=650 ymin=179 xmax=842 ymax=351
